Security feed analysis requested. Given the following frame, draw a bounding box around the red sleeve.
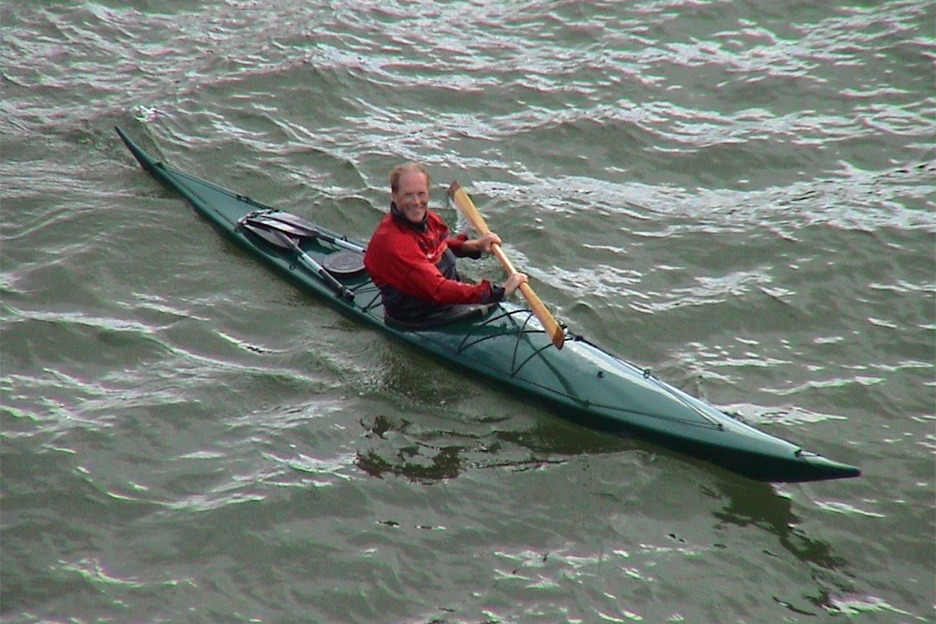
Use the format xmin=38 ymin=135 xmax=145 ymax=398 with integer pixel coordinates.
xmin=446 ymin=233 xmax=468 ymax=255
xmin=364 ymin=220 xmax=493 ymax=305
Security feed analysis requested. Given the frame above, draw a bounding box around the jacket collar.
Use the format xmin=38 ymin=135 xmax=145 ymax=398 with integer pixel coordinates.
xmin=390 ymin=201 xmax=428 ymax=233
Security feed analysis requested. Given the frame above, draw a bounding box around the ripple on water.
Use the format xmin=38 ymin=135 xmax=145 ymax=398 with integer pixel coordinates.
xmin=2 ymin=0 xmax=934 ymax=622
xmin=824 ymin=594 xmax=916 ymax=618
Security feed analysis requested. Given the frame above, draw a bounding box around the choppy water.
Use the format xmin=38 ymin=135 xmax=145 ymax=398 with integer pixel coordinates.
xmin=2 ymin=1 xmax=934 ymax=622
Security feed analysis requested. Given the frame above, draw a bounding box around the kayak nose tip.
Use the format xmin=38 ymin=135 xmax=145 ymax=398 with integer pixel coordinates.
xmin=798 ymin=450 xmax=861 ymax=481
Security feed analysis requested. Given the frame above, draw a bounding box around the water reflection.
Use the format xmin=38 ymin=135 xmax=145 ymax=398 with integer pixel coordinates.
xmin=355 ymin=413 xmax=597 ymax=483
xmin=354 ymin=397 xmax=854 ymax=608
xmin=712 ymin=478 xmax=843 ymax=569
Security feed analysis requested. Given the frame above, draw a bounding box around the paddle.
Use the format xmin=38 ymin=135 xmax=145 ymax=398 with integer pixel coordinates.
xmin=239 ymin=221 xmax=355 ymax=302
xmin=447 ymin=181 xmax=564 ymax=349
xmin=244 ymin=211 xmax=365 ymax=253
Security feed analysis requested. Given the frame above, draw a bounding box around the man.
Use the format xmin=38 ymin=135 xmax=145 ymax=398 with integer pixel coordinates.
xmin=364 ymin=162 xmax=527 ymax=324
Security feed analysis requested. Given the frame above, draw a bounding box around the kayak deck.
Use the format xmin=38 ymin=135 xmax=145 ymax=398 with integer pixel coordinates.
xmin=116 ymin=127 xmax=860 ymax=483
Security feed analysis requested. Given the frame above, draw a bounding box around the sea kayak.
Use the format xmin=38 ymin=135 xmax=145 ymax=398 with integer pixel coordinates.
xmin=116 ymin=127 xmax=860 ymax=483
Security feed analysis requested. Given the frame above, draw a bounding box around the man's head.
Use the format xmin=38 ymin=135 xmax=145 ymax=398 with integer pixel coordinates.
xmin=390 ymin=162 xmax=431 ymax=224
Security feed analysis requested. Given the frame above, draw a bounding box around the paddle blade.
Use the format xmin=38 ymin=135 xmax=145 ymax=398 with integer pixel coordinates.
xmin=447 ymin=181 xmax=564 ymax=349
xmin=518 ymin=283 xmax=565 ymax=349
xmin=248 ymin=212 xmax=318 ymax=238
xmin=240 ymin=221 xmax=295 ymax=250
xmin=448 ymin=181 xmax=492 ymax=237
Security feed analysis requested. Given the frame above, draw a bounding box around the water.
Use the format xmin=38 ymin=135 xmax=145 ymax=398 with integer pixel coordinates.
xmin=2 ymin=1 xmax=934 ymax=622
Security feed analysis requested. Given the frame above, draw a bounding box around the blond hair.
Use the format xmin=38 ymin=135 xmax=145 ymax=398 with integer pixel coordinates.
xmin=389 ymin=162 xmax=431 ymax=194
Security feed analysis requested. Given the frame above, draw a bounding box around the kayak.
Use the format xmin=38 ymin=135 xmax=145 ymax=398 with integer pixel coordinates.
xmin=116 ymin=127 xmax=860 ymax=483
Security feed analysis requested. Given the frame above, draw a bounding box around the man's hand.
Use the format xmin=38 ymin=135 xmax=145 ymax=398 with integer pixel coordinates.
xmin=504 ymin=272 xmax=528 ymax=297
xmin=474 ymin=232 xmax=503 ymax=254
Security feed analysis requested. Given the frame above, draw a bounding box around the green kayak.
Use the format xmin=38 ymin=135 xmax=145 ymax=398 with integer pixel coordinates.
xmin=116 ymin=127 xmax=860 ymax=483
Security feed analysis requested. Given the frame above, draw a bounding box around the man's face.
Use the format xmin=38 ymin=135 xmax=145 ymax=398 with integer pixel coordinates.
xmin=393 ymin=170 xmax=430 ymax=224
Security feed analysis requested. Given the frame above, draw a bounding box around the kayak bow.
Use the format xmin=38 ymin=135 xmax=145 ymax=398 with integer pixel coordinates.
xmin=116 ymin=127 xmax=860 ymax=483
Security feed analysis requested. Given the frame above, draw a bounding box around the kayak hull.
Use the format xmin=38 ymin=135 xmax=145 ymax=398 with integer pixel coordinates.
xmin=116 ymin=127 xmax=860 ymax=483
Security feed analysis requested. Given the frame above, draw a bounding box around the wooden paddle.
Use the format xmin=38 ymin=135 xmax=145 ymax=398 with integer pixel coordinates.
xmin=240 ymin=221 xmax=355 ymax=302
xmin=447 ymin=181 xmax=565 ymax=349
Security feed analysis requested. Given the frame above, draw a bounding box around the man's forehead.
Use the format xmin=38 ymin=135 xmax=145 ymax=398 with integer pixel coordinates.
xmin=398 ymin=170 xmax=428 ymax=186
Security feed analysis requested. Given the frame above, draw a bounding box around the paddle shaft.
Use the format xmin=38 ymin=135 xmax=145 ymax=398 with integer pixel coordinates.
xmin=242 ymin=222 xmax=354 ymax=301
xmin=447 ymin=181 xmax=564 ymax=349
xmin=288 ymin=243 xmax=356 ymax=302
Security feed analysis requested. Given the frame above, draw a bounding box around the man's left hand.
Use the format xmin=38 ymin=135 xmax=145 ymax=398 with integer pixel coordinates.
xmin=475 ymin=232 xmax=503 ymax=254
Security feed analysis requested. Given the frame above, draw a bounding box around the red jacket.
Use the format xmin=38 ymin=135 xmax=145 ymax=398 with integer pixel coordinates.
xmin=364 ymin=206 xmax=501 ymax=321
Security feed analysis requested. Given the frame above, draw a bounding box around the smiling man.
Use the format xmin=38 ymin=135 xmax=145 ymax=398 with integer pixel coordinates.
xmin=364 ymin=162 xmax=526 ymax=324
